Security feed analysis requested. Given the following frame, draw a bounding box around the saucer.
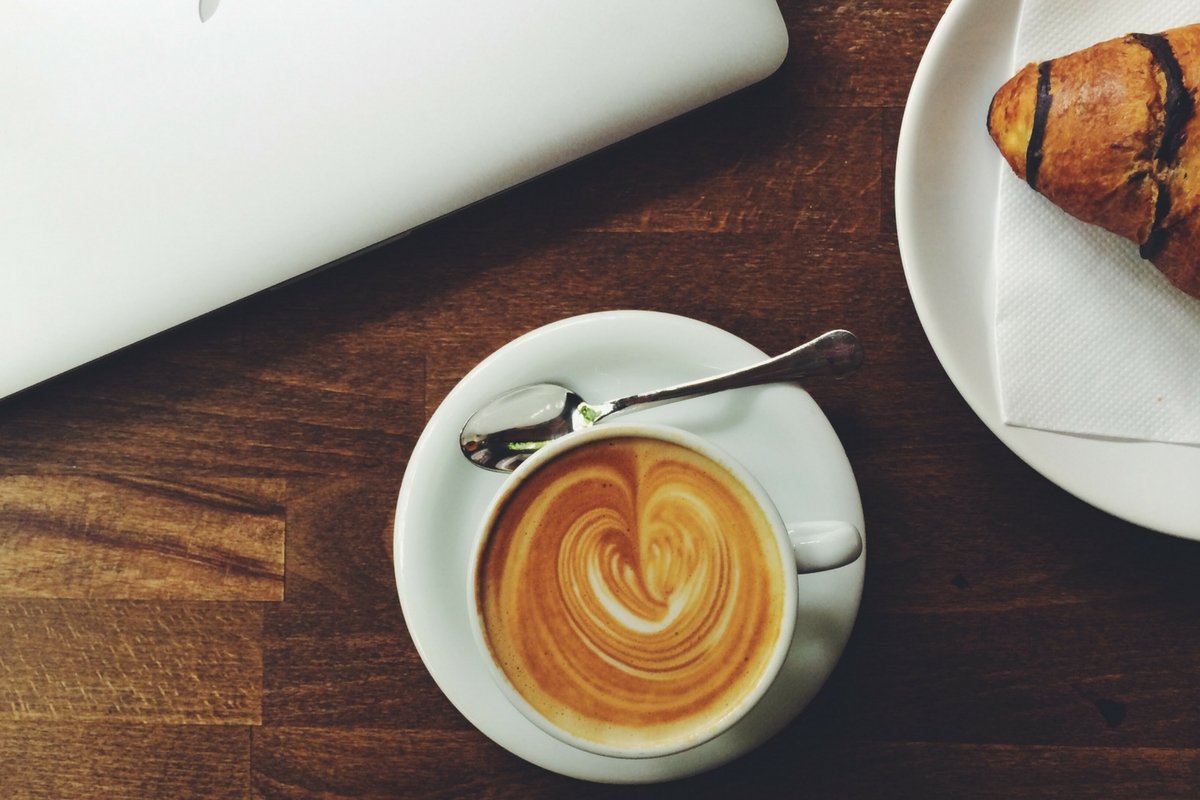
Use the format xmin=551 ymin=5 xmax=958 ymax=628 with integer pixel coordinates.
xmin=393 ymin=311 xmax=865 ymax=783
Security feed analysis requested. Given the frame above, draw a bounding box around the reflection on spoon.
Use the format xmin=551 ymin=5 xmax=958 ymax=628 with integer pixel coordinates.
xmin=460 ymin=329 xmax=863 ymax=472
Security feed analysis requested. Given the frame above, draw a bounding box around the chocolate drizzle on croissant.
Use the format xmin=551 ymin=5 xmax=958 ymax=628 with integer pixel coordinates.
xmin=1129 ymin=33 xmax=1194 ymax=260
xmin=1026 ymin=61 xmax=1053 ymax=190
xmin=1131 ymin=34 xmax=1193 ymax=164
xmin=988 ymin=24 xmax=1200 ymax=299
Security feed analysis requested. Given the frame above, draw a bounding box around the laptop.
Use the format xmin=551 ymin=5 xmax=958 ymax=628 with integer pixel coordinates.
xmin=1 ymin=0 xmax=787 ymax=399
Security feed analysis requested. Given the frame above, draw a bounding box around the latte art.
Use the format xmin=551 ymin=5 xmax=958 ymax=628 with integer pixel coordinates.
xmin=477 ymin=436 xmax=786 ymax=752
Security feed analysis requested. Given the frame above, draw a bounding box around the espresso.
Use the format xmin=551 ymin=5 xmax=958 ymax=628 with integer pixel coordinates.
xmin=476 ymin=435 xmax=786 ymax=753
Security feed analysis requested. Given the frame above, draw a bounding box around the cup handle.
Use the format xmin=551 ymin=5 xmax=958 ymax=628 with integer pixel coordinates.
xmin=787 ymin=521 xmax=863 ymax=574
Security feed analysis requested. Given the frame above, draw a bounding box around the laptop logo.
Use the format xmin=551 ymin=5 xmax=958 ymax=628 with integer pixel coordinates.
xmin=199 ymin=0 xmax=221 ymax=22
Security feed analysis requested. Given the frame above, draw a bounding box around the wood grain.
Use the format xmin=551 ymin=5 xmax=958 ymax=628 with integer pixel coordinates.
xmin=3 ymin=1 xmax=1199 ymax=797
xmin=0 ymin=475 xmax=284 ymax=600
xmin=250 ymin=727 xmax=1200 ymax=800
xmin=0 ymin=723 xmax=251 ymax=800
xmin=0 ymin=600 xmax=263 ymax=724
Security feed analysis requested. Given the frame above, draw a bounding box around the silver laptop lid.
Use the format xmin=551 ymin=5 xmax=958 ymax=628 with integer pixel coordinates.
xmin=1 ymin=0 xmax=787 ymax=399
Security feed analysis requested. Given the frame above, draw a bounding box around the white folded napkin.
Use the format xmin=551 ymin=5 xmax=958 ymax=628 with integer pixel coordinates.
xmin=994 ymin=0 xmax=1200 ymax=445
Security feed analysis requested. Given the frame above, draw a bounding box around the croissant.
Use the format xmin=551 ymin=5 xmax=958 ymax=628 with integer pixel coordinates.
xmin=987 ymin=24 xmax=1200 ymax=299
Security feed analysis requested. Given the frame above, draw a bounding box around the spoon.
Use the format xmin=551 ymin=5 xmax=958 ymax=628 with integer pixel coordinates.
xmin=459 ymin=329 xmax=863 ymax=472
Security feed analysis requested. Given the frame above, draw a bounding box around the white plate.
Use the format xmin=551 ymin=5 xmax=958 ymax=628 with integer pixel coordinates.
xmin=393 ymin=311 xmax=864 ymax=783
xmin=896 ymin=0 xmax=1200 ymax=539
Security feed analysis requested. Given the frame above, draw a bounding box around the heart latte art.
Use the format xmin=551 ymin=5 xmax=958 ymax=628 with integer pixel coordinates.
xmin=477 ymin=436 xmax=786 ymax=752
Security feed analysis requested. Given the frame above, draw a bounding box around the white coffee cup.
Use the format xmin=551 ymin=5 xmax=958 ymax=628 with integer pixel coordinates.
xmin=467 ymin=423 xmax=862 ymax=759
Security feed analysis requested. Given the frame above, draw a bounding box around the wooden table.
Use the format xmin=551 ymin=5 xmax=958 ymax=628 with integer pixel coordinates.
xmin=4 ymin=2 xmax=1199 ymax=797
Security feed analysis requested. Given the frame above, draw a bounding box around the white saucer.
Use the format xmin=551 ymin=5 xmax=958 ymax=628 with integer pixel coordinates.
xmin=394 ymin=311 xmax=865 ymax=783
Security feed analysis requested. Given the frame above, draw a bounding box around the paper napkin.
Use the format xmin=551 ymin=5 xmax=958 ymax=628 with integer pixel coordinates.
xmin=993 ymin=0 xmax=1200 ymax=444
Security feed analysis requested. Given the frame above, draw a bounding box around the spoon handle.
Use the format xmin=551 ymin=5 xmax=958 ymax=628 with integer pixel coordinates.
xmin=599 ymin=329 xmax=863 ymax=419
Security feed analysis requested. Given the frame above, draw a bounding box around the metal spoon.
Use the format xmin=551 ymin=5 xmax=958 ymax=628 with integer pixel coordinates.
xmin=459 ymin=329 xmax=863 ymax=472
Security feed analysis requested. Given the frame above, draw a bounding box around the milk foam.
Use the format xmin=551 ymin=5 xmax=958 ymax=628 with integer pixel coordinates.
xmin=477 ymin=436 xmax=785 ymax=752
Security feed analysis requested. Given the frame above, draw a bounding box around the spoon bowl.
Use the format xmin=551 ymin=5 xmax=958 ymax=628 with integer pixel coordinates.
xmin=460 ymin=329 xmax=862 ymax=471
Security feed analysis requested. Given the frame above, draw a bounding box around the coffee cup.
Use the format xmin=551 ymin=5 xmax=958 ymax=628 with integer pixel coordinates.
xmin=467 ymin=423 xmax=862 ymax=759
